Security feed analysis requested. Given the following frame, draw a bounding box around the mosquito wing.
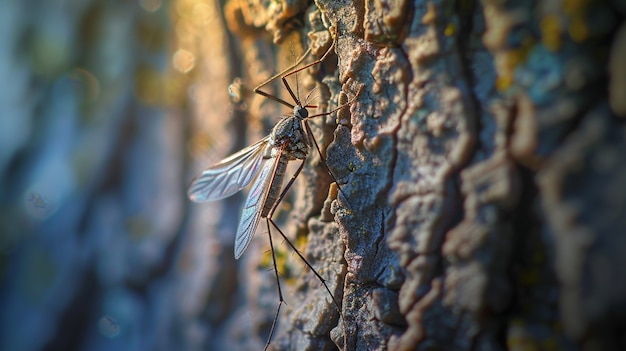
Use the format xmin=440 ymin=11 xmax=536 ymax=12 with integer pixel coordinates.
xmin=188 ymin=137 xmax=269 ymax=202
xmin=234 ymin=154 xmax=277 ymax=259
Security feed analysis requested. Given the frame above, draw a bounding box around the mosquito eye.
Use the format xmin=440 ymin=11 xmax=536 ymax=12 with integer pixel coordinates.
xmin=299 ymin=108 xmax=308 ymax=118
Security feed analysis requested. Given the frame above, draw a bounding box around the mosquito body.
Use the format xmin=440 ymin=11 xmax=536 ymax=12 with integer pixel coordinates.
xmin=188 ymin=105 xmax=310 ymax=258
xmin=188 ymin=42 xmax=355 ymax=350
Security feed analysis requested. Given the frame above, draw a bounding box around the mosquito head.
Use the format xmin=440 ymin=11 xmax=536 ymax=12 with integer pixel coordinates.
xmin=294 ymin=105 xmax=308 ymax=120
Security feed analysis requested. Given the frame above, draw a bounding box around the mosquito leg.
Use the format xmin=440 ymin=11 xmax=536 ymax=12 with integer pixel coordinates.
xmin=254 ymin=90 xmax=295 ymax=109
xmin=266 ymin=160 xmax=343 ymax=314
xmin=254 ymin=40 xmax=335 ymax=109
xmin=282 ymin=41 xmax=335 ymax=82
xmin=268 ymin=218 xmax=343 ymax=314
xmin=263 ymin=217 xmax=284 ymax=351
xmin=253 ymin=47 xmax=313 ymax=108
xmin=280 ymin=42 xmax=336 ymax=105
xmin=260 ymin=158 xmax=342 ymax=349
xmin=308 ymin=85 xmax=362 ymax=119
xmin=263 ymin=301 xmax=282 ymax=351
xmin=303 ymin=120 xmax=352 ymax=209
xmin=303 ymin=87 xmax=362 ymax=207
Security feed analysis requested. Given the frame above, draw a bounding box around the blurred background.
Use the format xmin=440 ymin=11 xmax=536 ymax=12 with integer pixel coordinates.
xmin=0 ymin=0 xmax=269 ymax=350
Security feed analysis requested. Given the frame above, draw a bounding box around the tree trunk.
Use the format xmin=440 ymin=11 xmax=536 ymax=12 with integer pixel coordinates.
xmin=212 ymin=1 xmax=626 ymax=350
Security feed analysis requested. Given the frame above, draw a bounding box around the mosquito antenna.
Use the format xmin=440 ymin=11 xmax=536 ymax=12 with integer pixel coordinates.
xmin=303 ymin=86 xmax=319 ymax=106
xmin=295 ymin=69 xmax=301 ymax=107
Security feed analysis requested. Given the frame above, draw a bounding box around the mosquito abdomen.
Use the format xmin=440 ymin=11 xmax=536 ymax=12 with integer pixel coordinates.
xmin=261 ymin=155 xmax=289 ymax=218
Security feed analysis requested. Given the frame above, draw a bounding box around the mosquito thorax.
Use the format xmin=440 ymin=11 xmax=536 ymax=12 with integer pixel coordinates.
xmin=269 ymin=114 xmax=308 ymax=160
xmin=294 ymin=105 xmax=308 ymax=120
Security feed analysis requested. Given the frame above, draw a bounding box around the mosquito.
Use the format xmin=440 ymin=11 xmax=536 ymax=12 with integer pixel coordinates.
xmin=188 ymin=42 xmax=357 ymax=349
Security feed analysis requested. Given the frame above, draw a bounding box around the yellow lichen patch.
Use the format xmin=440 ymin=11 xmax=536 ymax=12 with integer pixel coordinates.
xmin=259 ymin=242 xmax=296 ymax=282
xmin=568 ymin=17 xmax=589 ymax=42
xmin=494 ymin=53 xmax=518 ymax=91
xmin=496 ymin=75 xmax=513 ymax=91
xmin=494 ymin=38 xmax=534 ymax=91
xmin=444 ymin=23 xmax=456 ymax=37
xmin=563 ymin=0 xmax=590 ymax=42
xmin=295 ymin=231 xmax=308 ymax=254
xmin=540 ymin=15 xmax=563 ymax=51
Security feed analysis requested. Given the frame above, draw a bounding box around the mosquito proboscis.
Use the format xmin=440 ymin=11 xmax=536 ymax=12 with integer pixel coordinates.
xmin=188 ymin=41 xmax=358 ymax=350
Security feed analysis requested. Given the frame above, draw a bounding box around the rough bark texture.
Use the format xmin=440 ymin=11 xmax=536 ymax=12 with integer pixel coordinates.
xmin=1 ymin=0 xmax=626 ymax=351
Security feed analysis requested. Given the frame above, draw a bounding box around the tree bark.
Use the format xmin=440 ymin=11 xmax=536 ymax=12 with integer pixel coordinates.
xmin=214 ymin=1 xmax=626 ymax=350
